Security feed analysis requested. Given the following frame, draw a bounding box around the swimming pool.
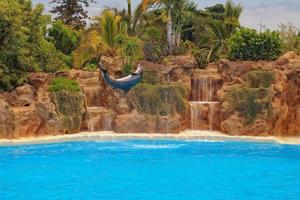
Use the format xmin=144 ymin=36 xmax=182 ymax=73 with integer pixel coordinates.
xmin=1 ymin=140 xmax=300 ymax=200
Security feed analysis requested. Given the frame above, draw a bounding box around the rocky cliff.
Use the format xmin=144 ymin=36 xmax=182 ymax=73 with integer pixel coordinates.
xmin=0 ymin=53 xmax=300 ymax=138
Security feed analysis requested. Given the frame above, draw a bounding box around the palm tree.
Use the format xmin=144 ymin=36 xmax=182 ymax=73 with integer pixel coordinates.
xmin=142 ymin=0 xmax=197 ymax=52
xmin=206 ymin=0 xmax=243 ymax=60
xmin=142 ymin=0 xmax=173 ymax=52
xmin=172 ymin=0 xmax=197 ymax=47
xmin=100 ymin=10 xmax=123 ymax=50
xmin=73 ymin=10 xmax=124 ymax=68
xmin=224 ymin=0 xmax=243 ymax=36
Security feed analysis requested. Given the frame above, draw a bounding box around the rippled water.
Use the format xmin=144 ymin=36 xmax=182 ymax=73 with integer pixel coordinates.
xmin=1 ymin=140 xmax=300 ymax=200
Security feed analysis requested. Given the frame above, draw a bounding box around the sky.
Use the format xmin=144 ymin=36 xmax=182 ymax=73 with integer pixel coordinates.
xmin=32 ymin=0 xmax=300 ymax=30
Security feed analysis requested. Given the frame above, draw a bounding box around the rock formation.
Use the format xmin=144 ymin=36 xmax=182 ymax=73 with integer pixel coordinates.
xmin=1 ymin=53 xmax=300 ymax=138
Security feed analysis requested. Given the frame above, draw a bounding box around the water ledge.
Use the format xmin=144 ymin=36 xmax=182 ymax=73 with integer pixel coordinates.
xmin=1 ymin=131 xmax=300 ymax=146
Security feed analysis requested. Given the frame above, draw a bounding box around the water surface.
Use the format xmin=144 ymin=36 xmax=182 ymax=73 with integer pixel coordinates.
xmin=1 ymin=140 xmax=300 ymax=200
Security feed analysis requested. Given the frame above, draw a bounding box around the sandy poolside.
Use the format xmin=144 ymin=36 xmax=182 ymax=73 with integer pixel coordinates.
xmin=1 ymin=131 xmax=300 ymax=146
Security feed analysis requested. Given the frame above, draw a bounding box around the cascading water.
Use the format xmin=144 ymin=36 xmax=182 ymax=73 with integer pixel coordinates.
xmin=189 ymin=71 xmax=221 ymax=131
xmin=86 ymin=107 xmax=113 ymax=132
xmin=166 ymin=73 xmax=171 ymax=133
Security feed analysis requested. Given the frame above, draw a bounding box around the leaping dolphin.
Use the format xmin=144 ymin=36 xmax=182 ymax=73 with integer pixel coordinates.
xmin=99 ymin=62 xmax=143 ymax=92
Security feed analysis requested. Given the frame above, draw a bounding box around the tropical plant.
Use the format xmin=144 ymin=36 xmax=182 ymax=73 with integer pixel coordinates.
xmin=142 ymin=0 xmax=197 ymax=53
xmin=192 ymin=0 xmax=243 ymax=61
xmin=72 ymin=29 xmax=108 ymax=68
xmin=73 ymin=10 xmax=125 ymax=68
xmin=50 ymin=0 xmax=96 ymax=29
xmin=192 ymin=47 xmax=209 ymax=69
xmin=228 ymin=28 xmax=283 ymax=61
xmin=143 ymin=26 xmax=166 ymax=62
xmin=115 ymin=34 xmax=142 ymax=75
xmin=207 ymin=0 xmax=243 ymax=60
xmin=108 ymin=1 xmax=146 ymax=36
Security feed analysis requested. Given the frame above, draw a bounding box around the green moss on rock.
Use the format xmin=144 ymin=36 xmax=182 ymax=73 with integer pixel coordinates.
xmin=227 ymin=86 xmax=271 ymax=124
xmin=52 ymin=91 xmax=85 ymax=133
xmin=246 ymin=70 xmax=275 ymax=88
xmin=142 ymin=70 xmax=160 ymax=85
xmin=128 ymin=83 xmax=190 ymax=116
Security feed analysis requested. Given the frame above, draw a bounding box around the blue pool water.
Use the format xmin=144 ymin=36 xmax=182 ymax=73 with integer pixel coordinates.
xmin=1 ymin=140 xmax=300 ymax=200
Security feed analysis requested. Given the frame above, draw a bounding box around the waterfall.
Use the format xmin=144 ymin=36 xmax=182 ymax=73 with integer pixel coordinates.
xmin=189 ymin=74 xmax=221 ymax=131
xmin=88 ymin=117 xmax=98 ymax=132
xmin=86 ymin=107 xmax=113 ymax=132
xmin=166 ymin=73 xmax=171 ymax=133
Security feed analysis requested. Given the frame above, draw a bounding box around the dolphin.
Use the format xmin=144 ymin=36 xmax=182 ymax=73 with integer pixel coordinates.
xmin=99 ymin=62 xmax=143 ymax=92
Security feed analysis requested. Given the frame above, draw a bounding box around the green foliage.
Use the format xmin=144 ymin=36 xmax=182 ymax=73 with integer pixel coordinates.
xmin=101 ymin=10 xmax=123 ymax=49
xmin=246 ymin=70 xmax=275 ymax=88
xmin=48 ymin=20 xmax=80 ymax=55
xmin=49 ymin=77 xmax=81 ymax=92
xmin=128 ymin=83 xmax=190 ymax=115
xmin=143 ymin=41 xmax=167 ymax=62
xmin=122 ymin=63 xmax=133 ymax=76
xmin=115 ymin=34 xmax=141 ymax=74
xmin=50 ymin=0 xmax=96 ymax=29
xmin=192 ymin=0 xmax=243 ymax=61
xmin=73 ymin=10 xmax=126 ymax=69
xmin=228 ymin=86 xmax=271 ymax=124
xmin=192 ymin=47 xmax=209 ymax=69
xmin=228 ymin=28 xmax=283 ymax=61
xmin=172 ymin=40 xmax=190 ymax=55
xmin=82 ymin=59 xmax=99 ymax=72
xmin=0 ymin=0 xmax=70 ymax=91
xmin=144 ymin=26 xmax=162 ymax=41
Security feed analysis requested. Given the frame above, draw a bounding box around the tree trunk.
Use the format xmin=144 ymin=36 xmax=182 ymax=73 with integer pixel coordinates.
xmin=175 ymin=32 xmax=181 ymax=47
xmin=171 ymin=28 xmax=176 ymax=48
xmin=166 ymin=9 xmax=172 ymax=53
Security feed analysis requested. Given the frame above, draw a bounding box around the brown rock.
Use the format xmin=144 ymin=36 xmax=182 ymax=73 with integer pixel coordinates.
xmin=0 ymin=100 xmax=14 ymax=138
xmin=156 ymin=114 xmax=184 ymax=133
xmin=6 ymin=84 xmax=35 ymax=107
xmin=113 ymin=110 xmax=156 ymax=133
xmin=81 ymin=107 xmax=116 ymax=131
xmin=221 ymin=114 xmax=243 ymax=135
xmin=100 ymin=56 xmax=123 ymax=76
xmin=28 ymin=72 xmax=54 ymax=89
xmin=11 ymin=106 xmax=42 ymax=138
xmin=35 ymin=102 xmax=65 ymax=136
xmin=241 ymin=119 xmax=269 ymax=136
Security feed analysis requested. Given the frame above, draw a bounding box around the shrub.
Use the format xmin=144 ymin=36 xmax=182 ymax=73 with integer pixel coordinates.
xmin=144 ymin=26 xmax=162 ymax=41
xmin=228 ymin=28 xmax=283 ymax=61
xmin=172 ymin=41 xmax=189 ymax=55
xmin=192 ymin=48 xmax=209 ymax=69
xmin=49 ymin=77 xmax=81 ymax=92
xmin=48 ymin=20 xmax=80 ymax=55
xmin=246 ymin=70 xmax=275 ymax=88
xmin=143 ymin=41 xmax=166 ymax=62
xmin=227 ymin=86 xmax=271 ymax=124
xmin=82 ymin=58 xmax=99 ymax=72
xmin=128 ymin=83 xmax=190 ymax=115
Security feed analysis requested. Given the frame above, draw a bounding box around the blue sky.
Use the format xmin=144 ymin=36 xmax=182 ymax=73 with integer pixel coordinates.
xmin=32 ymin=0 xmax=300 ymax=30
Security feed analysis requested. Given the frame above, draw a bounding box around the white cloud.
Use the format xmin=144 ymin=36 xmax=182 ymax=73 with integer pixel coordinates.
xmin=241 ymin=5 xmax=300 ymax=30
xmin=33 ymin=0 xmax=300 ymax=30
